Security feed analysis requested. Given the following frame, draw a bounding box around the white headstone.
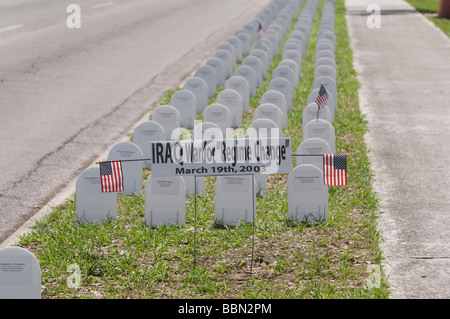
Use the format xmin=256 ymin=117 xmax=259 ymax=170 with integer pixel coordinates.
xmin=315 ymin=56 xmax=336 ymax=69
xmin=108 ymin=142 xmax=144 ymax=195
xmin=151 ymin=105 xmax=181 ymax=141
xmin=315 ymin=49 xmax=335 ymax=61
xmin=215 ymin=175 xmax=255 ymax=226
xmin=249 ymin=49 xmax=269 ymax=78
xmin=272 ymin=65 xmax=297 ymax=92
xmin=133 ymin=120 xmax=166 ymax=168
xmin=282 ymin=49 xmax=302 ymax=73
xmin=268 ymin=77 xmax=293 ymax=111
xmin=253 ymin=103 xmax=283 ymax=134
xmin=243 ymin=22 xmax=258 ymax=43
xmin=233 ymin=65 xmax=257 ymax=97
xmin=242 ymin=56 xmax=263 ymax=87
xmin=226 ymin=36 xmax=243 ymax=62
xmin=259 ymin=90 xmax=288 ymax=126
xmin=279 ymin=58 xmax=300 ymax=81
xmin=314 ymin=65 xmax=336 ymax=82
xmin=287 ymin=164 xmax=328 ymax=224
xmin=0 ymin=247 xmax=41 ymax=299
xmin=76 ymin=166 xmax=117 ymax=224
xmin=302 ymin=103 xmax=333 ymax=127
xmin=295 ymin=137 xmax=332 ymax=170
xmin=217 ymin=42 xmax=236 ymax=69
xmin=214 ymin=49 xmax=233 ymax=78
xmin=235 ymin=30 xmax=251 ymax=55
xmin=183 ymin=77 xmax=208 ymax=113
xmin=144 ymin=175 xmax=186 ymax=227
xmin=194 ymin=65 xmax=217 ymax=98
xmin=205 ymin=57 xmax=226 ymax=88
xmin=170 ymin=89 xmax=197 ymax=129
xmin=315 ymin=40 xmax=334 ymax=53
xmin=225 ymin=76 xmax=250 ymax=112
xmin=303 ymin=119 xmax=336 ymax=153
xmin=247 ymin=118 xmax=280 ymax=197
xmin=216 ymin=89 xmax=244 ymax=128
xmin=203 ymin=103 xmax=233 ymax=136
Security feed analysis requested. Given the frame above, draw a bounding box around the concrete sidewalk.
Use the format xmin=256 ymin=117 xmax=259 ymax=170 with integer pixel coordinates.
xmin=345 ymin=0 xmax=450 ymax=298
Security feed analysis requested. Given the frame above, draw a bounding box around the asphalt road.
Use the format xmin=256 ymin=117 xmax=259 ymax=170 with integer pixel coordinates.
xmin=0 ymin=0 xmax=270 ymax=244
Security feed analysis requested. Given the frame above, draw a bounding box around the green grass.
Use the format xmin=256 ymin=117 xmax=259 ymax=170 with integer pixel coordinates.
xmin=405 ymin=0 xmax=450 ymax=36
xmin=16 ymin=0 xmax=390 ymax=299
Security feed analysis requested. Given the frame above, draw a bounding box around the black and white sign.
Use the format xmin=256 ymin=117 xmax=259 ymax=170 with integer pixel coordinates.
xmin=149 ymin=137 xmax=292 ymax=177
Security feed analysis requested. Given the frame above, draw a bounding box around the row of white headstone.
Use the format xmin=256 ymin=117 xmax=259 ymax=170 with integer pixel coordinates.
xmin=75 ymin=0 xmax=308 ymax=227
xmin=75 ymin=0 xmax=339 ymax=228
xmin=288 ymin=0 xmax=337 ymax=224
xmin=0 ymin=0 xmax=339 ymax=299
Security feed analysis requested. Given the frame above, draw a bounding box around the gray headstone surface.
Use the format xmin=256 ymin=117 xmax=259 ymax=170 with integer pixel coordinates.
xmin=215 ymin=175 xmax=255 ymax=226
xmin=279 ymin=58 xmax=300 ymax=80
xmin=216 ymin=89 xmax=244 ymax=128
xmin=76 ymin=166 xmax=117 ymax=224
xmin=0 ymin=247 xmax=41 ymax=299
xmin=214 ymin=49 xmax=234 ymax=78
xmin=151 ymin=105 xmax=181 ymax=141
xmin=183 ymin=77 xmax=208 ymax=113
xmin=295 ymin=137 xmax=332 ymax=171
xmin=194 ymin=65 xmax=217 ymax=98
xmin=273 ymin=65 xmax=297 ymax=92
xmin=282 ymin=50 xmax=302 ymax=74
xmin=268 ymin=77 xmax=293 ymax=111
xmin=226 ymin=36 xmax=243 ymax=62
xmin=170 ymin=89 xmax=197 ymax=129
xmin=225 ymin=76 xmax=250 ymax=112
xmin=253 ymin=103 xmax=283 ymax=134
xmin=233 ymin=65 xmax=257 ymax=97
xmin=303 ymin=119 xmax=336 ymax=153
xmin=144 ymin=175 xmax=186 ymax=227
xmin=235 ymin=30 xmax=251 ymax=55
xmin=249 ymin=49 xmax=269 ymax=78
xmin=217 ymin=42 xmax=236 ymax=69
xmin=314 ymin=64 xmax=336 ymax=82
xmin=287 ymin=164 xmax=328 ymax=224
xmin=203 ymin=103 xmax=233 ymax=136
xmin=259 ymin=90 xmax=288 ymax=126
xmin=302 ymin=103 xmax=333 ymax=127
xmin=108 ymin=142 xmax=144 ymax=195
xmin=242 ymin=56 xmax=263 ymax=87
xmin=205 ymin=57 xmax=226 ymax=88
xmin=133 ymin=120 xmax=166 ymax=168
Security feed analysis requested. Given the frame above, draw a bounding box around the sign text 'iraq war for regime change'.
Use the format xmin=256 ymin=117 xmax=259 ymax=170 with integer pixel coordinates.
xmin=150 ymin=136 xmax=292 ymax=177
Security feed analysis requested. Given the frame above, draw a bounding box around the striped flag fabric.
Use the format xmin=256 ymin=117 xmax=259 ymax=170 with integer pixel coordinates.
xmin=257 ymin=23 xmax=265 ymax=37
xmin=315 ymin=83 xmax=328 ymax=110
xmin=323 ymin=154 xmax=347 ymax=186
xmin=99 ymin=160 xmax=124 ymax=192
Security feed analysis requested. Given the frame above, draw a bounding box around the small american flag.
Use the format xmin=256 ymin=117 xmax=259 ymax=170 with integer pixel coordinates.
xmin=315 ymin=83 xmax=328 ymax=110
xmin=99 ymin=160 xmax=124 ymax=192
xmin=257 ymin=23 xmax=265 ymax=37
xmin=323 ymin=154 xmax=347 ymax=186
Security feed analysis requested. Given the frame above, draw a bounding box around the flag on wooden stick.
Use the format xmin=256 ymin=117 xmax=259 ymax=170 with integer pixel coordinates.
xmin=323 ymin=154 xmax=347 ymax=186
xmin=99 ymin=160 xmax=124 ymax=192
xmin=315 ymin=83 xmax=328 ymax=110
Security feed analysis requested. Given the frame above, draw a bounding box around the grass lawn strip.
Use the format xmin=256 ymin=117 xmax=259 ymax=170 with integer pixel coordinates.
xmin=17 ymin=0 xmax=390 ymax=299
